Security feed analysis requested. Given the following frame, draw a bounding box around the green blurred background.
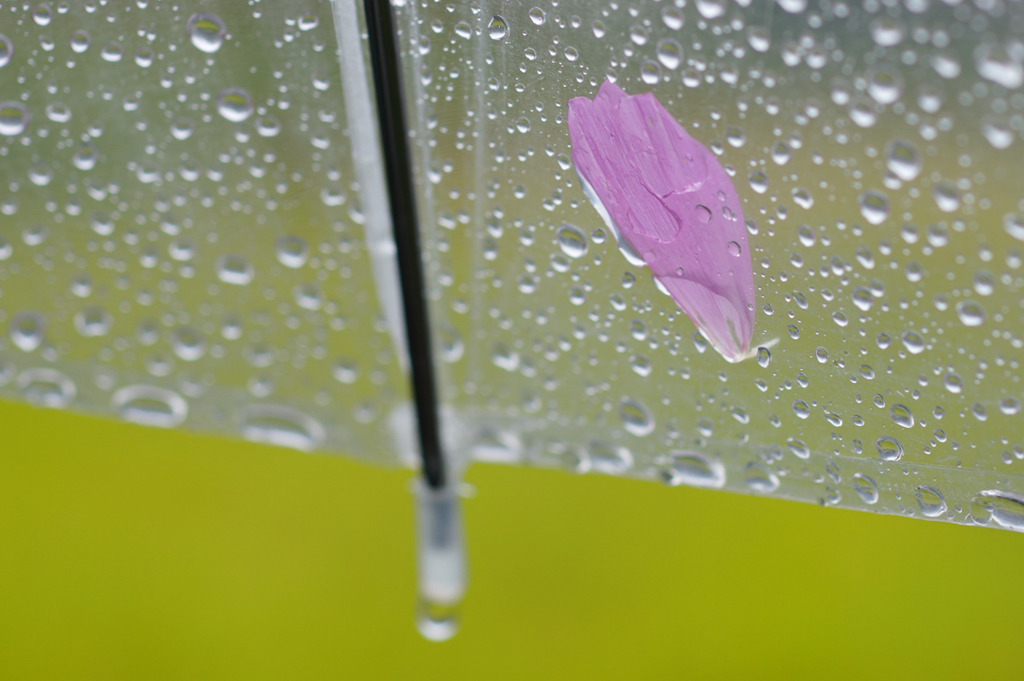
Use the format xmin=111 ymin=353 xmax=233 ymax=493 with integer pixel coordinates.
xmin=1 ymin=398 xmax=1021 ymax=680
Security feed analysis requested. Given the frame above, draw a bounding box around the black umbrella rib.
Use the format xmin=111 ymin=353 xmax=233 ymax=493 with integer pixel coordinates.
xmin=363 ymin=0 xmax=445 ymax=489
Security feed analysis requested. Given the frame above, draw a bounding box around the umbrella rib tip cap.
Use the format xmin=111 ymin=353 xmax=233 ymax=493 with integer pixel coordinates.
xmin=414 ymin=479 xmax=468 ymax=642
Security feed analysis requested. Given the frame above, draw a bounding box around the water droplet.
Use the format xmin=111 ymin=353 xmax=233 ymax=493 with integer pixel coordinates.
xmin=417 ymin=598 xmax=460 ymax=642
xmin=0 ymin=34 xmax=11 ymax=68
xmin=900 ymin=330 xmax=925 ymax=355
xmin=890 ymin=404 xmax=915 ymax=428
xmin=662 ymin=451 xmax=726 ymax=489
xmin=915 ymin=486 xmax=947 ymax=518
xmin=556 ymin=223 xmax=587 ymax=259
xmin=858 ymin=191 xmax=890 ymax=225
xmin=170 ymin=118 xmax=194 ymax=141
xmin=216 ymin=254 xmax=254 ymax=285
xmin=619 ymin=398 xmax=654 ymax=437
xmin=18 ymin=368 xmax=75 ymax=408
xmin=100 ymin=42 xmax=123 ymax=63
xmin=876 ymin=436 xmax=904 ymax=461
xmin=982 ymin=119 xmax=1014 ymax=149
xmin=256 ymin=115 xmax=281 ymax=137
xmin=275 ymin=235 xmax=309 ymax=268
xmin=188 ymin=12 xmax=226 ymax=54
xmin=771 ymin=141 xmax=792 ymax=165
xmin=656 ymin=38 xmax=683 ymax=70
xmin=216 ymin=88 xmax=253 ymax=122
xmin=583 ymin=441 xmax=633 ymax=475
xmin=695 ymin=0 xmax=727 ymax=19
xmin=32 ymin=3 xmax=52 ymax=26
xmin=1003 ymin=213 xmax=1024 ymax=242
xmin=747 ymin=26 xmax=770 ymax=53
xmin=74 ymin=307 xmax=112 ymax=337
xmin=695 ymin=205 xmax=713 ymax=223
xmin=787 ymin=438 xmax=810 ymax=460
xmin=172 ymin=326 xmax=206 ymax=361
xmin=999 ymin=398 xmax=1021 ymax=416
xmin=975 ymin=43 xmax=1024 ymax=90
xmin=867 ymin=67 xmax=903 ymax=105
xmin=487 ymin=15 xmax=508 ymax=40
xmin=870 ymin=17 xmax=904 ymax=47
xmin=956 ymin=300 xmax=986 ymax=327
xmin=885 ymin=140 xmax=921 ymax=181
xmin=0 ymin=102 xmax=30 ymax=136
xmin=10 ymin=312 xmax=46 ymax=352
xmin=640 ymin=60 xmax=661 ymax=85
xmin=239 ymin=404 xmax=325 ymax=451
xmin=69 ymin=29 xmax=91 ymax=53
xmin=853 ymin=473 xmax=879 ymax=504
xmin=528 ymin=7 xmax=546 ymax=26
xmin=943 ymin=372 xmax=963 ymax=395
xmin=662 ymin=7 xmax=684 ymax=30
xmin=630 ymin=354 xmax=651 ymax=377
xmin=777 ymin=0 xmax=808 ymax=12
xmin=756 ymin=347 xmax=771 ymax=368
xmin=332 ymin=360 xmax=360 ymax=384
xmin=793 ymin=400 xmax=811 ymax=419
xmin=971 ymin=490 xmax=1024 ymax=531
xmin=933 ymin=182 xmax=959 ymax=213
xmin=744 ymin=462 xmax=779 ymax=493
xmin=112 ymin=385 xmax=188 ymax=428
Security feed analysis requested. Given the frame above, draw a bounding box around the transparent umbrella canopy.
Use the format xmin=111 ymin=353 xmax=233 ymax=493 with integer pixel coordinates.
xmin=1 ymin=0 xmax=1022 ymax=641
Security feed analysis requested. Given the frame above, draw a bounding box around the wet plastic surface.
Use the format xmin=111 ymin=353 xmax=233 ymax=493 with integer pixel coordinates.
xmin=393 ymin=0 xmax=1024 ymax=529
xmin=0 ymin=0 xmax=414 ymax=464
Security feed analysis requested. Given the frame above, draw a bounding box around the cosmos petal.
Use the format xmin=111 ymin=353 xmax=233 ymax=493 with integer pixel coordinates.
xmin=567 ymin=80 xmax=757 ymax=362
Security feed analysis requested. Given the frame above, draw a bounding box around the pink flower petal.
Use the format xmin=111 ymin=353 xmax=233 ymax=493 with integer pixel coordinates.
xmin=568 ymin=80 xmax=757 ymax=362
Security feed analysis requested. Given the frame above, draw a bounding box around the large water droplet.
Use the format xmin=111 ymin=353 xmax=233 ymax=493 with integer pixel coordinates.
xmin=971 ymin=490 xmax=1024 ymax=531
xmin=867 ymin=67 xmax=903 ymax=105
xmin=582 ymin=441 xmax=633 ymax=475
xmin=619 ymin=398 xmax=654 ymax=437
xmin=915 ymin=485 xmax=947 ymax=518
xmin=10 ymin=312 xmax=46 ymax=352
xmin=852 ymin=473 xmax=879 ymax=504
xmin=487 ymin=15 xmax=508 ymax=40
xmin=18 ymin=368 xmax=75 ymax=408
xmin=956 ymin=300 xmax=986 ymax=327
xmin=275 ymin=235 xmax=309 ymax=268
xmin=216 ymin=254 xmax=254 ymax=285
xmin=891 ymin=404 xmax=915 ymax=428
xmin=858 ymin=191 xmax=890 ymax=225
xmin=656 ymin=38 xmax=683 ymax=70
xmin=743 ymin=462 xmax=779 ymax=493
xmin=975 ymin=43 xmax=1024 ymax=89
xmin=113 ymin=385 xmax=188 ymax=428
xmin=662 ymin=451 xmax=726 ymax=489
xmin=556 ymin=223 xmax=587 ymax=259
xmin=417 ymin=597 xmax=460 ymax=642
xmin=885 ymin=140 xmax=921 ymax=181
xmin=74 ymin=307 xmax=112 ymax=337
xmin=1003 ymin=213 xmax=1024 ymax=242
xmin=172 ymin=326 xmax=206 ymax=361
xmin=876 ymin=436 xmax=904 ymax=461
xmin=188 ymin=12 xmax=227 ymax=54
xmin=0 ymin=33 xmax=13 ymax=68
xmin=216 ymin=88 xmax=253 ymax=122
xmin=239 ymin=404 xmax=325 ymax=451
xmin=0 ymin=102 xmax=30 ymax=136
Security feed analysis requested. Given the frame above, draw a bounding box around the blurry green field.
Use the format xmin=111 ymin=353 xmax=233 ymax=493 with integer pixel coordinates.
xmin=1 ymin=398 xmax=1020 ymax=680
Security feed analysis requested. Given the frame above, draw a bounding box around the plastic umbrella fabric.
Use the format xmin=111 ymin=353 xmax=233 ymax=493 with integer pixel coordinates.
xmin=1 ymin=0 xmax=1023 ymax=646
